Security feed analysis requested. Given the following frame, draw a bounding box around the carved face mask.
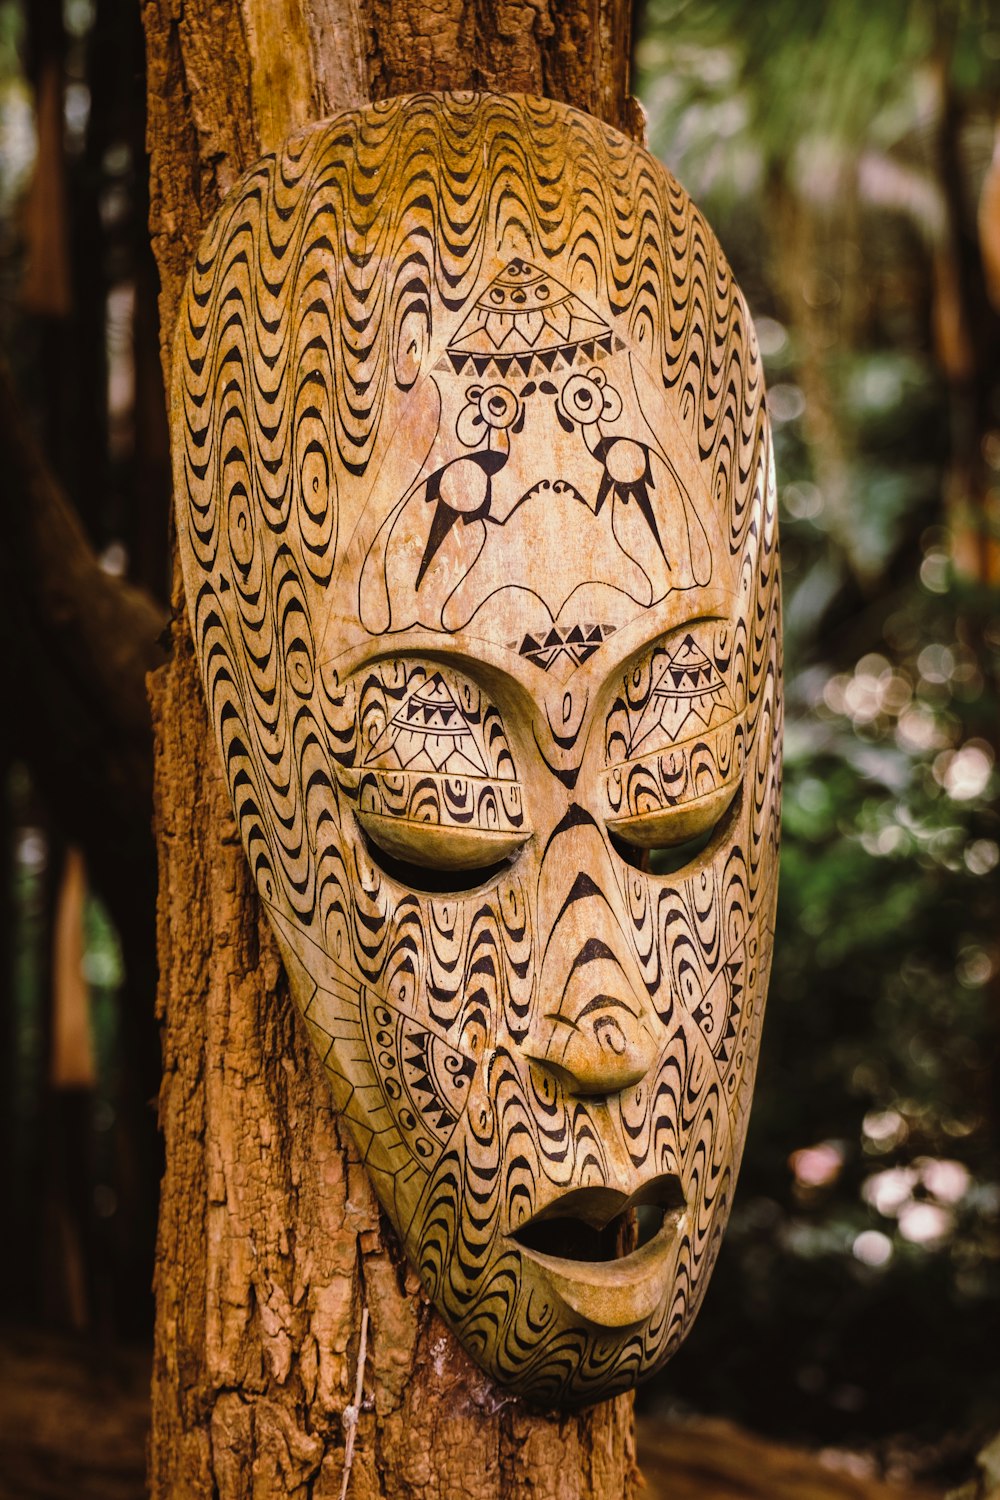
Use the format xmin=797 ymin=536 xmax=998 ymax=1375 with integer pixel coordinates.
xmin=174 ymin=94 xmax=781 ymax=1406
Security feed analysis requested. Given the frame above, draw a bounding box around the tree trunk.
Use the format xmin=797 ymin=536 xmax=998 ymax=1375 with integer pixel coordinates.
xmin=142 ymin=2 xmax=641 ymax=1495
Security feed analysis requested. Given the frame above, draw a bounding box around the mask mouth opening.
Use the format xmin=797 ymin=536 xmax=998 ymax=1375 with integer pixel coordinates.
xmin=509 ymin=1175 xmax=684 ymax=1265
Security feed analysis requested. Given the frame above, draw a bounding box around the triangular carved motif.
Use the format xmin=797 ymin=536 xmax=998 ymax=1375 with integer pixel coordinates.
xmin=363 ymin=672 xmax=490 ymax=776
xmin=628 ymin=634 xmax=735 ymax=756
xmin=509 ymin=622 xmax=617 ymax=680
xmin=439 ymin=259 xmax=619 ymax=378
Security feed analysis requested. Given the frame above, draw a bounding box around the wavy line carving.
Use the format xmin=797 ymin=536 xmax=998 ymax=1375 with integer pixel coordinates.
xmin=173 ymin=91 xmax=781 ymax=1405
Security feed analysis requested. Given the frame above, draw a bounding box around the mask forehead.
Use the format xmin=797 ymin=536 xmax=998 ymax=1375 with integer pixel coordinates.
xmin=340 ymin=259 xmax=733 ymax=669
xmin=173 ymin=92 xmax=780 ymax=1405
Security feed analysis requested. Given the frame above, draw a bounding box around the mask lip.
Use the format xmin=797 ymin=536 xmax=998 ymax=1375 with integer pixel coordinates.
xmin=511 ymin=1172 xmax=685 ymax=1231
xmin=506 ymin=1173 xmax=687 ymax=1330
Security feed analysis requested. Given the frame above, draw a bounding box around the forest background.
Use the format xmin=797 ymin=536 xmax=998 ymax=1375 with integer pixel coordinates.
xmin=0 ymin=0 xmax=997 ymax=1494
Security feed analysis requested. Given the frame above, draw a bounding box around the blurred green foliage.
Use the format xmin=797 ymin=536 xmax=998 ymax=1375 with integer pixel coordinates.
xmin=637 ymin=0 xmax=1000 ymax=1472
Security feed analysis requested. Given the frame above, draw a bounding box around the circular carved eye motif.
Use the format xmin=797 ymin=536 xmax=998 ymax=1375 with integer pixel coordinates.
xmin=558 ymin=370 xmax=622 ymax=427
xmin=477 ymin=384 xmax=520 ymax=429
xmin=560 ymin=373 xmax=599 ymax=423
xmin=455 ymin=383 xmax=520 ymax=446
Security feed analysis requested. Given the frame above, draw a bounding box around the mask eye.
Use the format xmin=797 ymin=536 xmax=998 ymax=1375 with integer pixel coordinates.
xmin=607 ymin=779 xmax=741 ymax=878
xmin=356 ymin=812 xmax=525 ymax=895
xmin=609 ymin=821 xmax=719 ymax=876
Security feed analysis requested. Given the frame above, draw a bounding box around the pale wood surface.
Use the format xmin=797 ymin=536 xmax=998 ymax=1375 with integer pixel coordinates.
xmin=171 ymin=89 xmax=779 ymax=1408
xmin=51 ymin=849 xmax=96 ymax=1090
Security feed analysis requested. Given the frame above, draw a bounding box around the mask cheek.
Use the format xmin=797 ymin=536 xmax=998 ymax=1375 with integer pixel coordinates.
xmin=666 ymin=872 xmax=756 ymax=1089
xmin=412 ymin=1082 xmax=501 ymax=1308
xmin=358 ymin=983 xmax=478 ymax=1174
xmin=617 ymin=1056 xmax=683 ymax=1180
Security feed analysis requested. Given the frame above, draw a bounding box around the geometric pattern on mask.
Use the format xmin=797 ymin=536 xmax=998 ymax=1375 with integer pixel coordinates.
xmin=356 ymin=246 xmax=716 ymax=648
xmin=335 ymin=660 xmax=525 ymax=834
xmin=689 ymin=926 xmax=763 ymax=1093
xmin=361 ymin=991 xmax=477 ymax=1161
xmin=364 ymin=671 xmax=492 ymax=777
xmin=627 ymin=634 xmax=735 ymax=755
xmin=270 ymin=916 xmax=430 ymax=1211
xmin=443 ymin=258 xmax=622 ymax=379
xmin=172 ymin=92 xmax=782 ymax=1405
xmin=604 ymin=624 xmax=746 ymax=820
xmin=511 ymin=621 xmax=617 ymax=677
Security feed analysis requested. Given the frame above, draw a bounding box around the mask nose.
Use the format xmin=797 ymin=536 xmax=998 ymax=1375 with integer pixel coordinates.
xmin=526 ymin=814 xmax=658 ymax=1098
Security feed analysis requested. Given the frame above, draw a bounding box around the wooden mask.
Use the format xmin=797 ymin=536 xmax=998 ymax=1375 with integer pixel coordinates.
xmin=173 ymin=93 xmax=781 ymax=1406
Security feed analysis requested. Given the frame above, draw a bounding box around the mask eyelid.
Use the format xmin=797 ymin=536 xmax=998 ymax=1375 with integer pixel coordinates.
xmin=357 ymin=808 xmax=529 ymax=871
xmin=355 ymin=811 xmax=528 ymax=894
xmin=606 ymin=774 xmax=742 ymax=853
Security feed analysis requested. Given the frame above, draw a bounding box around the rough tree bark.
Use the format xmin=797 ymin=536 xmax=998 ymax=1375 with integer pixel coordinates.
xmin=143 ymin=3 xmax=642 ymax=1496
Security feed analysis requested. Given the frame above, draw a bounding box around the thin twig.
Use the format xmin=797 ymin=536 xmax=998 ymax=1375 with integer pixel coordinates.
xmin=339 ymin=1306 xmax=369 ymax=1500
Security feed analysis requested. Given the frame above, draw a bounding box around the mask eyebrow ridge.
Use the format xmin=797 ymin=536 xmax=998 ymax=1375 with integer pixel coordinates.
xmin=594 ymin=610 xmax=729 ymax=697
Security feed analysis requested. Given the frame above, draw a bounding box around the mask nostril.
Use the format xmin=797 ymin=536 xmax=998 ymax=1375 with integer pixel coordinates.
xmin=526 ymin=1054 xmax=578 ymax=1095
xmin=592 ymin=1013 xmax=628 ymax=1057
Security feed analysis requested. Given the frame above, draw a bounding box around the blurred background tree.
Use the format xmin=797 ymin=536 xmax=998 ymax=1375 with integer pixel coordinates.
xmin=0 ymin=0 xmax=166 ymax=1343
xmin=0 ymin=0 xmax=996 ymax=1492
